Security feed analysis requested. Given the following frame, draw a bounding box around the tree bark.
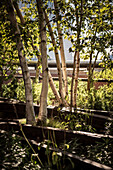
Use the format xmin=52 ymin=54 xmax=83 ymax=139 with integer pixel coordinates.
xmin=87 ymin=51 xmax=93 ymax=91
xmin=13 ymin=1 xmax=41 ymax=83
xmin=36 ymin=0 xmax=48 ymax=124
xmin=87 ymin=51 xmax=99 ymax=91
xmin=14 ymin=1 xmax=62 ymax=105
xmin=70 ymin=51 xmax=77 ymax=107
xmin=5 ymin=0 xmax=36 ymax=125
xmin=74 ymin=51 xmax=80 ymax=107
xmin=13 ymin=1 xmax=25 ymax=25
xmin=54 ymin=0 xmax=68 ymax=97
xmin=48 ymin=71 xmax=62 ymax=104
xmin=92 ymin=51 xmax=99 ymax=74
xmin=73 ymin=0 xmax=83 ymax=108
xmin=45 ymin=11 xmax=68 ymax=106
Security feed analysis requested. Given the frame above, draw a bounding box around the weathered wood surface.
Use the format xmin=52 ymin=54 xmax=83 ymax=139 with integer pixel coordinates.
xmin=0 ymin=120 xmax=113 ymax=146
xmin=0 ymin=97 xmax=112 ymax=116
xmin=31 ymin=140 xmax=112 ymax=170
xmin=0 ymin=126 xmax=112 ymax=170
xmin=0 ymin=99 xmax=113 ymax=133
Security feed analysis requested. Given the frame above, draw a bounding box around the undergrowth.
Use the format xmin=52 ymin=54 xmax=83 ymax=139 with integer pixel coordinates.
xmin=1 ymin=130 xmax=112 ymax=169
xmin=2 ymin=77 xmax=113 ymax=111
xmin=0 ymin=131 xmax=41 ymax=169
xmin=60 ymin=137 xmax=113 ymax=168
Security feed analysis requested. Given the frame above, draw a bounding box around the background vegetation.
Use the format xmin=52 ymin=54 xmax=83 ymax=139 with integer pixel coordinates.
xmin=2 ymin=72 xmax=113 ymax=111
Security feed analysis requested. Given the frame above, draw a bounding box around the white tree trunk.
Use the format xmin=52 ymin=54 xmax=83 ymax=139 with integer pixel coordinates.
xmin=36 ymin=0 xmax=48 ymax=124
xmin=70 ymin=51 xmax=77 ymax=107
xmin=54 ymin=0 xmax=68 ymax=97
xmin=6 ymin=0 xmax=36 ymax=125
xmin=48 ymin=71 xmax=62 ymax=104
xmin=45 ymin=12 xmax=68 ymax=106
xmin=13 ymin=1 xmax=41 ymax=83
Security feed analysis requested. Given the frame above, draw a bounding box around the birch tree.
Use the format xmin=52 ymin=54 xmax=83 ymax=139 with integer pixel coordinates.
xmin=36 ymin=0 xmax=48 ymax=124
xmin=4 ymin=0 xmax=36 ymax=125
xmin=86 ymin=0 xmax=112 ymax=91
xmin=13 ymin=0 xmax=41 ymax=83
xmin=58 ymin=0 xmax=112 ymax=107
xmin=73 ymin=0 xmax=83 ymax=108
xmin=1 ymin=0 xmax=112 ymax=115
xmin=44 ymin=11 xmax=68 ymax=106
xmin=54 ymin=0 xmax=68 ymax=97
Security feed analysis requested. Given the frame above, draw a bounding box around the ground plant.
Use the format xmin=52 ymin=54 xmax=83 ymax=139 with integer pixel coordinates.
xmin=0 ymin=131 xmax=41 ymax=169
xmin=60 ymin=138 xmax=113 ymax=168
xmin=0 ymin=130 xmax=113 ymax=169
xmin=48 ymin=111 xmax=96 ymax=132
xmin=0 ymin=131 xmax=75 ymax=170
xmin=77 ymin=81 xmax=113 ymax=111
xmin=2 ymin=78 xmax=113 ymax=111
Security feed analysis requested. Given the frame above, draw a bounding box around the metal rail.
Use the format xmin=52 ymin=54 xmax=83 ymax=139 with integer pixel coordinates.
xmin=13 ymin=60 xmax=103 ymax=68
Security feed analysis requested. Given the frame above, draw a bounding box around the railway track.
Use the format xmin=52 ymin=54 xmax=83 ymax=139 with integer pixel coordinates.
xmin=0 ymin=99 xmax=113 ymax=134
xmin=0 ymin=120 xmax=113 ymax=170
xmin=0 ymin=98 xmax=113 ymax=169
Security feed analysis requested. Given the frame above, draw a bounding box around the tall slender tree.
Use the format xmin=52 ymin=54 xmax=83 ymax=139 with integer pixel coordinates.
xmin=14 ymin=0 xmax=62 ymax=105
xmin=5 ymin=0 xmax=36 ymax=125
xmin=1 ymin=0 xmax=112 ymax=115
xmin=54 ymin=0 xmax=68 ymax=97
xmin=36 ymin=0 xmax=48 ymax=124
xmin=13 ymin=0 xmax=41 ymax=83
xmin=44 ymin=11 xmax=68 ymax=106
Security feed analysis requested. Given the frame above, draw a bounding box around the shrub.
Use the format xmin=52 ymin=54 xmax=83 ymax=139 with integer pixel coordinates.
xmin=2 ymin=77 xmax=113 ymax=111
xmin=77 ymin=81 xmax=113 ymax=111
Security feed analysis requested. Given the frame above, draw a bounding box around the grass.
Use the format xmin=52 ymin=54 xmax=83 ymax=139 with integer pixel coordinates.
xmin=18 ymin=118 xmax=66 ymax=129
xmin=18 ymin=118 xmax=26 ymax=124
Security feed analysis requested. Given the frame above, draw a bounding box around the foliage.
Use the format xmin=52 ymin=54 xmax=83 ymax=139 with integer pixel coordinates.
xmin=2 ymin=78 xmax=18 ymax=99
xmin=0 ymin=130 xmax=75 ymax=169
xmin=60 ymin=137 xmax=113 ymax=168
xmin=77 ymin=81 xmax=113 ymax=111
xmin=57 ymin=0 xmax=112 ymax=57
xmin=85 ymin=138 xmax=113 ymax=167
xmin=17 ymin=0 xmax=40 ymax=60
xmin=1 ymin=78 xmax=113 ymax=111
xmin=1 ymin=129 xmax=112 ymax=169
xmin=37 ymin=138 xmax=75 ymax=169
xmin=58 ymin=111 xmax=95 ymax=132
xmin=32 ymin=79 xmax=59 ymax=105
xmin=2 ymin=78 xmax=59 ymax=105
xmin=0 ymin=3 xmax=19 ymax=96
xmin=0 ymin=131 xmax=41 ymax=169
xmin=47 ymin=117 xmax=67 ymax=129
xmin=16 ymin=79 xmax=26 ymax=101
xmin=1 ymin=0 xmax=112 ymax=109
xmin=91 ymin=84 xmax=113 ymax=111
xmin=94 ymin=68 xmax=113 ymax=80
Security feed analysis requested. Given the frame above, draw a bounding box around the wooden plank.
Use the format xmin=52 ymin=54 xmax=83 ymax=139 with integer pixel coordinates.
xmin=0 ymin=128 xmax=112 ymax=170
xmin=0 ymin=121 xmax=113 ymax=145
xmin=0 ymin=101 xmax=112 ymax=133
